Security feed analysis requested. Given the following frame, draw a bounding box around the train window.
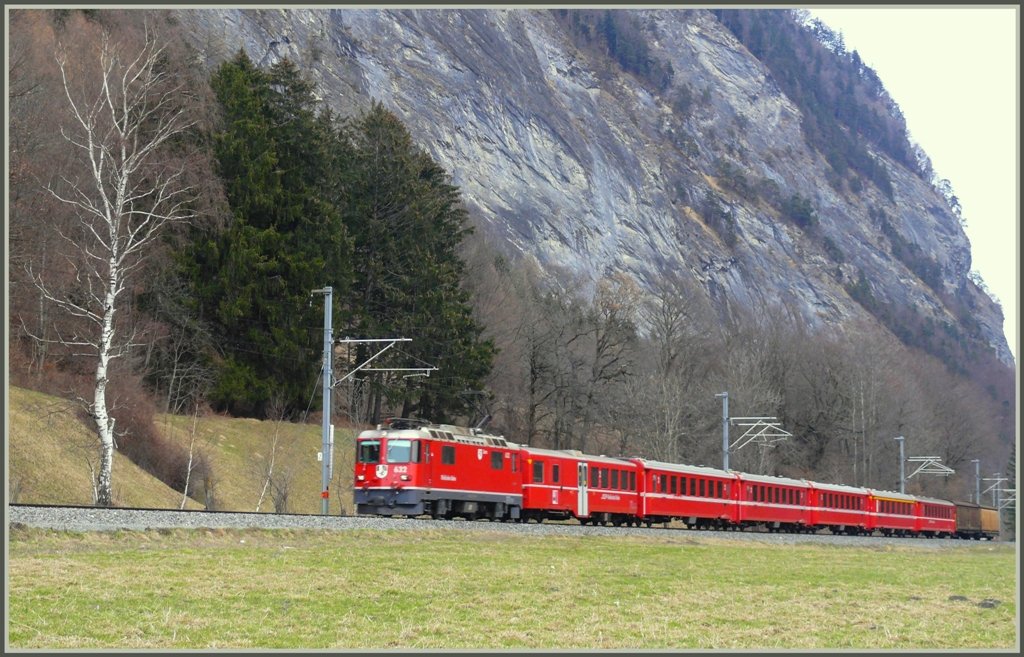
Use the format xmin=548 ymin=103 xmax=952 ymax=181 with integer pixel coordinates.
xmin=491 ymin=451 xmax=504 ymax=470
xmin=680 ymin=477 xmax=687 ymax=495
xmin=552 ymin=464 xmax=560 ymax=483
xmin=511 ymin=453 xmax=518 ymax=473
xmin=386 ymin=440 xmax=414 ymax=463
xmin=717 ymin=481 xmax=724 ymax=499
xmin=357 ymin=440 xmax=381 ymax=463
xmin=533 ymin=461 xmax=544 ymax=483
xmin=612 ymin=470 xmax=620 ymax=489
xmin=630 ymin=471 xmax=636 ymax=491
xmin=699 ymin=480 xmax=706 ymax=497
xmin=411 ymin=441 xmax=422 ymax=463
xmin=442 ymin=445 xmax=456 ymax=465
xmin=670 ymin=476 xmax=677 ymax=495
xmin=592 ymin=468 xmax=599 ymax=488
xmin=658 ymin=473 xmax=666 ymax=493
xmin=601 ymin=468 xmax=609 ymax=489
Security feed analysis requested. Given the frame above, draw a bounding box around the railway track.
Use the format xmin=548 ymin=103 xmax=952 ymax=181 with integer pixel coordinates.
xmin=6 ymin=503 xmax=995 ymax=548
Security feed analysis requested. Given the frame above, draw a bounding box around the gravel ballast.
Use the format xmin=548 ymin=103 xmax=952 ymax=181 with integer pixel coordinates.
xmin=7 ymin=504 xmax=999 ymax=549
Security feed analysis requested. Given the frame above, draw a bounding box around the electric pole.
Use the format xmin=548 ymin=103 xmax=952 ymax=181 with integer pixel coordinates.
xmin=312 ymin=287 xmax=333 ymax=515
xmin=716 ymin=392 xmax=729 ymax=471
xmin=894 ymin=436 xmax=905 ymax=493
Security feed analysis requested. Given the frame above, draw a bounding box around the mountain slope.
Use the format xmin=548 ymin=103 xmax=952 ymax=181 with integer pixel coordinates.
xmin=177 ymin=7 xmax=1010 ymax=370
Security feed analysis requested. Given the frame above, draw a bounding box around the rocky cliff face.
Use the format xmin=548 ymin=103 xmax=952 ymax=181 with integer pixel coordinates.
xmin=177 ymin=7 xmax=1012 ymax=367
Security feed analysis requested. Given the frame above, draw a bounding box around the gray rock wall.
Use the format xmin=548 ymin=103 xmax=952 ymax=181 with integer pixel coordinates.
xmin=177 ymin=7 xmax=1011 ymax=366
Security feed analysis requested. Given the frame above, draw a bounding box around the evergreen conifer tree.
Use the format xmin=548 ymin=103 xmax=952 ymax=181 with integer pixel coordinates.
xmin=188 ymin=51 xmax=351 ymax=417
xmin=342 ymin=102 xmax=493 ymax=423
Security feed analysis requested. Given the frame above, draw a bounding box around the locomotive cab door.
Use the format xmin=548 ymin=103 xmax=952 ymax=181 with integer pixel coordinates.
xmin=577 ymin=462 xmax=589 ymax=517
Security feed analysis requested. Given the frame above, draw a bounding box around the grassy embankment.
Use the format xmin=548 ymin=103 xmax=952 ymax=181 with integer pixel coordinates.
xmin=7 ymin=526 xmax=1016 ymax=650
xmin=7 ymin=385 xmax=357 ymax=514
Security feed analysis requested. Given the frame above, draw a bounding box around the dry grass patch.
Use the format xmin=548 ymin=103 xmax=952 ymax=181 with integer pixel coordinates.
xmin=8 ymin=386 xmax=202 ymax=509
xmin=156 ymin=412 xmax=357 ymax=515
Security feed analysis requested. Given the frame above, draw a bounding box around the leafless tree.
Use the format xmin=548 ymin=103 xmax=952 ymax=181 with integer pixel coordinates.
xmin=25 ymin=25 xmax=195 ymax=506
xmin=179 ymin=402 xmax=202 ymax=510
xmin=250 ymin=395 xmax=302 ymax=513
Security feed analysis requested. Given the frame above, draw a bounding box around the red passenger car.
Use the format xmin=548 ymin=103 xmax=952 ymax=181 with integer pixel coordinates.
xmin=517 ymin=447 xmax=639 ymax=525
xmin=808 ymin=482 xmax=870 ymax=534
xmin=915 ymin=496 xmax=956 ymax=537
xmin=353 ymin=418 xmax=522 ymax=520
xmin=866 ymin=489 xmax=917 ymax=536
xmin=736 ymin=473 xmax=812 ymax=531
xmin=519 ymin=447 xmax=590 ymax=523
xmin=633 ymin=460 xmax=738 ymax=529
xmin=575 ymin=453 xmax=641 ymax=526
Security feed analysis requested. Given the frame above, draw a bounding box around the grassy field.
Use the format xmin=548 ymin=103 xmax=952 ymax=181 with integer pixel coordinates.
xmin=6 ymin=526 xmax=1018 ymax=650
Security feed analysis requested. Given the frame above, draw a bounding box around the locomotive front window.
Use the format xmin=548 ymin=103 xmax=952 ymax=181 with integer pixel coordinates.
xmin=357 ymin=440 xmax=381 ymax=463
xmin=386 ymin=439 xmax=414 ymax=463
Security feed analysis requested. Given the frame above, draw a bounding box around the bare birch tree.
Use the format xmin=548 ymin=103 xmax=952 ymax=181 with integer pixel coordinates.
xmin=26 ymin=26 xmax=195 ymax=506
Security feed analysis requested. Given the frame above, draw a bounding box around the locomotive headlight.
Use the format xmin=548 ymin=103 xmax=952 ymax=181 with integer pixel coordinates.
xmin=400 ymin=475 xmax=410 ymax=481
xmin=357 ymin=475 xmax=365 ymax=481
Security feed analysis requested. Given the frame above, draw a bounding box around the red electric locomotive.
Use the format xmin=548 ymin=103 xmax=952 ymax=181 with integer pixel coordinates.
xmin=354 ymin=418 xmax=523 ymax=520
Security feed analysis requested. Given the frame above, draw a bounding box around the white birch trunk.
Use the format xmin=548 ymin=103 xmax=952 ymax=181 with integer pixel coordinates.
xmin=31 ymin=26 xmax=194 ymax=506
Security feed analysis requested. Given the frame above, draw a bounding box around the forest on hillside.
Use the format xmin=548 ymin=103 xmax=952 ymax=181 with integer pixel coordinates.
xmin=6 ymin=9 xmax=1015 ymax=511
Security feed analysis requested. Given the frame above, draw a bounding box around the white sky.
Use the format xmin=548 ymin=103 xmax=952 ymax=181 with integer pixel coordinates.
xmin=807 ymin=7 xmax=1019 ymax=364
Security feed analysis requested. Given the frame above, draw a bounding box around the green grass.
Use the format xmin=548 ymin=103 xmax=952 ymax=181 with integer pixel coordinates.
xmin=7 ymin=527 xmax=1017 ymax=650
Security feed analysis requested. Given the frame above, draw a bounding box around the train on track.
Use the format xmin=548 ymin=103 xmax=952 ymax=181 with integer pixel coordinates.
xmin=353 ymin=418 xmax=1000 ymax=540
